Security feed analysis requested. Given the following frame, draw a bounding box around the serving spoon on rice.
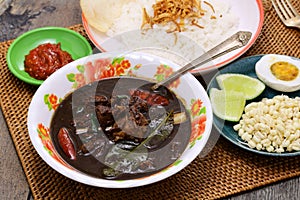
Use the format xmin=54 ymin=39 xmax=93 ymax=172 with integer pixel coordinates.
xmin=151 ymin=31 xmax=252 ymax=90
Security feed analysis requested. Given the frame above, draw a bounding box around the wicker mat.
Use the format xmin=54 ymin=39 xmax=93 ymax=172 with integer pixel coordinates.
xmin=1 ymin=1 xmax=300 ymax=199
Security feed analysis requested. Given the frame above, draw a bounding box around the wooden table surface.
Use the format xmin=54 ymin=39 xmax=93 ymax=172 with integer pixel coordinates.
xmin=0 ymin=0 xmax=299 ymax=199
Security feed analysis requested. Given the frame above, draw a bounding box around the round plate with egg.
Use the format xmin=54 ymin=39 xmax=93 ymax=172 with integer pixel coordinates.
xmin=207 ymin=54 xmax=300 ymax=156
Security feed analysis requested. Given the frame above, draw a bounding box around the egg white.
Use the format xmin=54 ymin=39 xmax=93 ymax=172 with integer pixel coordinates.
xmin=255 ymin=54 xmax=300 ymax=92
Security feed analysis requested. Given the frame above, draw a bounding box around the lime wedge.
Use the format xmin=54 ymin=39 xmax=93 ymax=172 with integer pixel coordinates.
xmin=216 ymin=73 xmax=265 ymax=100
xmin=209 ymin=88 xmax=246 ymax=122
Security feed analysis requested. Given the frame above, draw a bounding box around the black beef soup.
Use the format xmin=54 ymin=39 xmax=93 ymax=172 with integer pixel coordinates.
xmin=50 ymin=77 xmax=191 ymax=180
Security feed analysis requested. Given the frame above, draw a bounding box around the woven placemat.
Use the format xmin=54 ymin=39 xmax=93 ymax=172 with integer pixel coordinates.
xmin=1 ymin=1 xmax=300 ymax=199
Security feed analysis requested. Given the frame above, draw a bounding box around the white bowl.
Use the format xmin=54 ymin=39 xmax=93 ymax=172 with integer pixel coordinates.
xmin=27 ymin=51 xmax=213 ymax=188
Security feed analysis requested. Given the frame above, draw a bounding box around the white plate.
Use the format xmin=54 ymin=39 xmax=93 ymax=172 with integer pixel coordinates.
xmin=82 ymin=0 xmax=264 ymax=74
xmin=27 ymin=52 xmax=213 ymax=188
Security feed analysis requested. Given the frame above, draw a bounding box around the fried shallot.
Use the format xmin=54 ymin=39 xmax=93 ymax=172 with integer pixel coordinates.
xmin=141 ymin=0 xmax=216 ymax=33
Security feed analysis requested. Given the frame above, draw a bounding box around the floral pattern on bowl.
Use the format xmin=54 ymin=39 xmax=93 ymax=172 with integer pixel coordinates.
xmin=28 ymin=52 xmax=212 ymax=188
xmin=65 ymin=57 xmax=181 ymax=90
xmin=36 ymin=123 xmax=69 ymax=167
xmin=66 ymin=57 xmax=132 ymax=89
xmin=189 ymin=99 xmax=206 ymax=147
xmin=44 ymin=94 xmax=62 ymax=111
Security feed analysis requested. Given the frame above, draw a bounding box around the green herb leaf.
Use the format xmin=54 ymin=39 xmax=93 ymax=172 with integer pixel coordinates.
xmin=155 ymin=74 xmax=165 ymax=82
xmin=72 ymin=82 xmax=78 ymax=89
xmin=197 ymin=135 xmax=203 ymax=140
xmin=112 ymin=57 xmax=124 ymax=65
xmin=43 ymin=94 xmax=52 ymax=110
xmin=137 ymin=111 xmax=173 ymax=148
xmin=44 ymin=94 xmax=49 ymax=105
xmin=189 ymin=140 xmax=196 ymax=148
xmin=173 ymin=159 xmax=182 ymax=166
xmin=104 ymin=111 xmax=173 ymax=176
xmin=199 ymin=107 xmax=206 ymax=115
xmin=77 ymin=65 xmax=85 ymax=73
xmin=67 ymin=73 xmax=75 ymax=82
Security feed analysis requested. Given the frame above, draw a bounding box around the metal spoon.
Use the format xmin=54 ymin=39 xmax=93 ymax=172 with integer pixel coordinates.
xmin=151 ymin=31 xmax=252 ymax=90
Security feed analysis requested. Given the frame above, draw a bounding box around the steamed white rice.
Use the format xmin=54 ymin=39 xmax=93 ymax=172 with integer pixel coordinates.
xmin=102 ymin=0 xmax=239 ymax=64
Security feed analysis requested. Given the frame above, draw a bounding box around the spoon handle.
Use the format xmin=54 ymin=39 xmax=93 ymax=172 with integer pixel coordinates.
xmin=151 ymin=31 xmax=252 ymax=90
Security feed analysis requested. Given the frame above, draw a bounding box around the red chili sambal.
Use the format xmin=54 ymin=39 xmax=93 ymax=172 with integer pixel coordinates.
xmin=24 ymin=43 xmax=73 ymax=80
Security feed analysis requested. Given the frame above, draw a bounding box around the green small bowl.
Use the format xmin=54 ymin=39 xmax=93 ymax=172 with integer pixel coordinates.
xmin=6 ymin=27 xmax=93 ymax=85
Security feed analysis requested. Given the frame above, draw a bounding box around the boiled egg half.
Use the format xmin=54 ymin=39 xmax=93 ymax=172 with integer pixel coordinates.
xmin=255 ymin=54 xmax=300 ymax=92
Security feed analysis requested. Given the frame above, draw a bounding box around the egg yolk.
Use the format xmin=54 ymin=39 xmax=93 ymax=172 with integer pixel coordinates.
xmin=270 ymin=61 xmax=299 ymax=81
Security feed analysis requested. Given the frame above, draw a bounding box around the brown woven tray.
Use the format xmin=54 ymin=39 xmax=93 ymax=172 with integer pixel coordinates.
xmin=1 ymin=2 xmax=300 ymax=199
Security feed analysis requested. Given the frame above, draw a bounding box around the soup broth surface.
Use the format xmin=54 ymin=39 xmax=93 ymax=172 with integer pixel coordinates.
xmin=50 ymin=77 xmax=191 ymax=180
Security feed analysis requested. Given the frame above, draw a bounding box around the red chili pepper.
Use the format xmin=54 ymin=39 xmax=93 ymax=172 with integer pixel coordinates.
xmin=57 ymin=127 xmax=76 ymax=160
xmin=151 ymin=94 xmax=169 ymax=106
xmin=130 ymin=89 xmax=169 ymax=106
xmin=138 ymin=90 xmax=150 ymax=100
